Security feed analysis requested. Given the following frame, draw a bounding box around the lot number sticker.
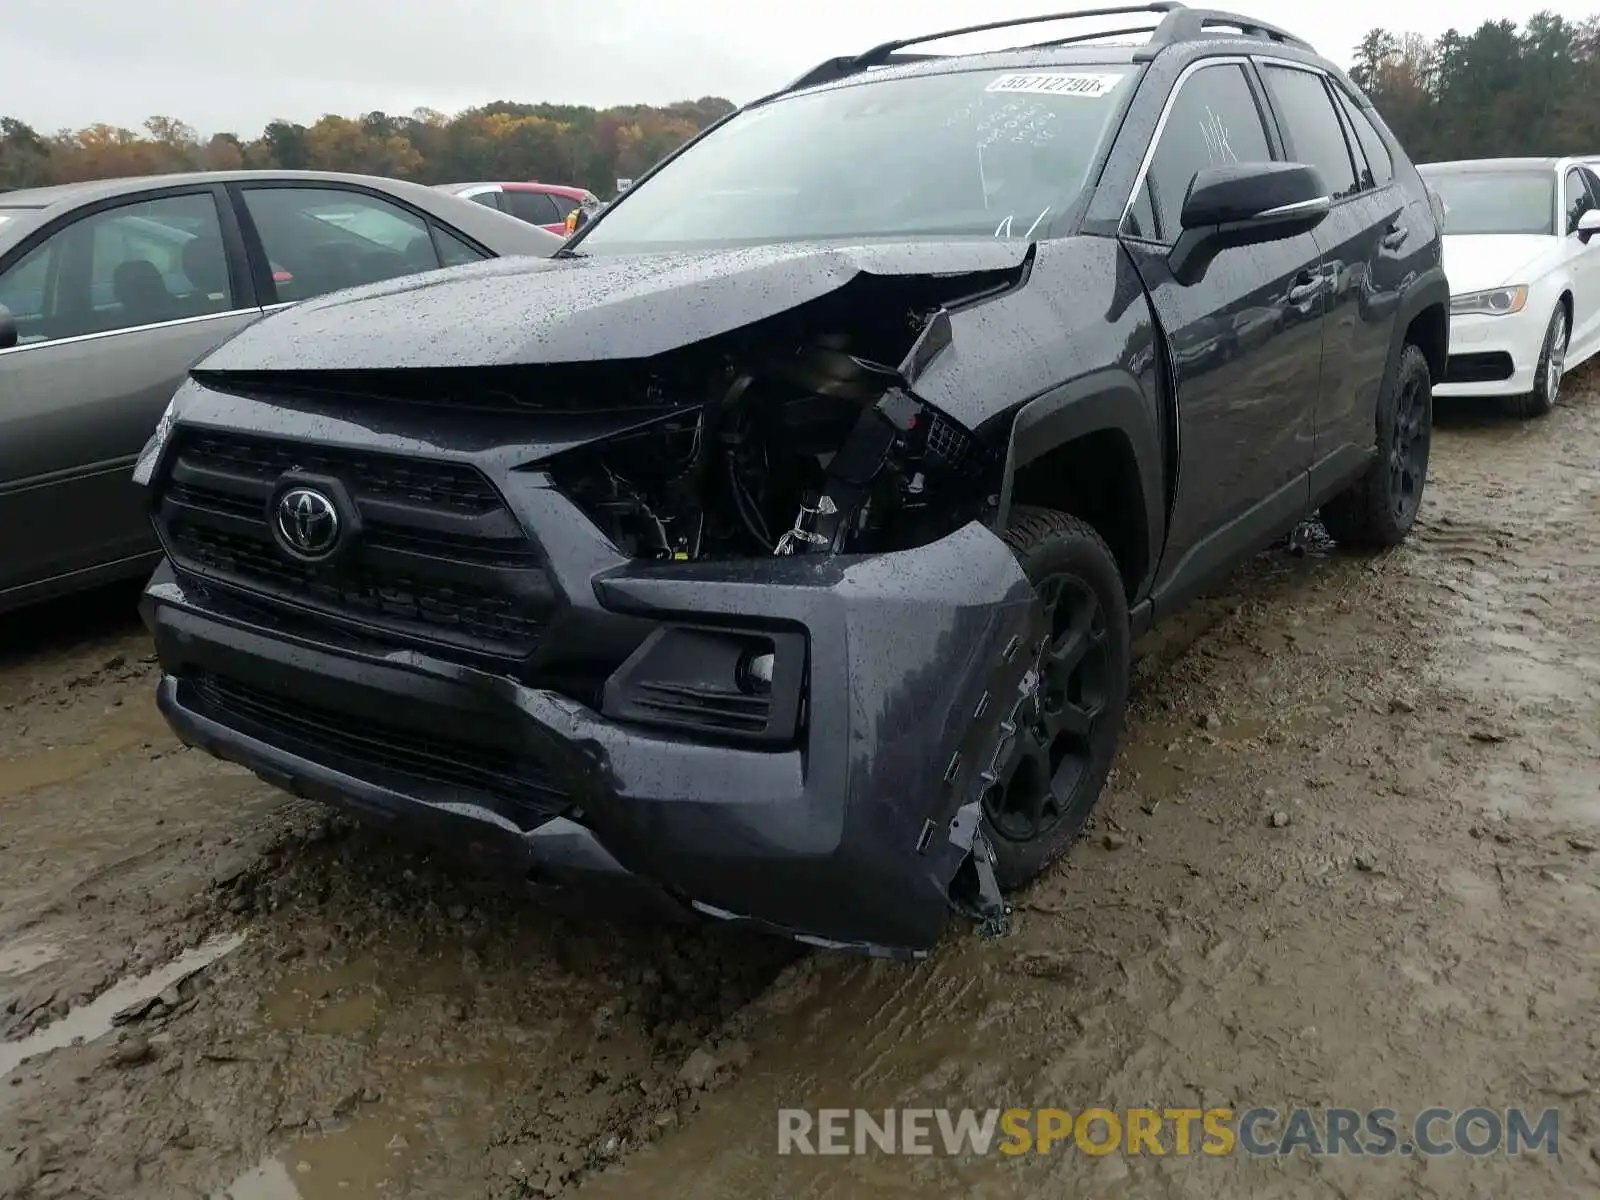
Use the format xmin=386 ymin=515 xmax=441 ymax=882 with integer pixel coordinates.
xmin=985 ymin=72 xmax=1124 ymax=98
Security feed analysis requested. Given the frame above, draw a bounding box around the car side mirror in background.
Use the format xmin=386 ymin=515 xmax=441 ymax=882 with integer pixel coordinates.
xmin=565 ymin=207 xmax=592 ymax=236
xmin=0 ymin=304 xmax=17 ymax=351
xmin=1168 ymin=162 xmax=1331 ymax=286
xmin=1577 ymin=208 xmax=1600 ymax=244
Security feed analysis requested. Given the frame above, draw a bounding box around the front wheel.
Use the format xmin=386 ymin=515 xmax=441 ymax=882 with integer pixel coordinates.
xmin=1322 ymin=342 xmax=1433 ymax=549
xmin=1506 ymin=303 xmax=1568 ymax=419
xmin=982 ymin=508 xmax=1131 ymax=890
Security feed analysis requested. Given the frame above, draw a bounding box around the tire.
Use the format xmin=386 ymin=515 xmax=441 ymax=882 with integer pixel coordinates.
xmin=1321 ymin=342 xmax=1433 ymax=549
xmin=981 ymin=506 xmax=1131 ymax=890
xmin=1505 ymin=303 xmax=1568 ymax=419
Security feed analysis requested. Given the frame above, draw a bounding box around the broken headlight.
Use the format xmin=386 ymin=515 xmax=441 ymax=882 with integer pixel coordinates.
xmin=545 ymin=337 xmax=992 ymax=564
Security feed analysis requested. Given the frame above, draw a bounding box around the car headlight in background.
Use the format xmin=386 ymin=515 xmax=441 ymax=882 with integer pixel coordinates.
xmin=1450 ymin=285 xmax=1528 ymax=317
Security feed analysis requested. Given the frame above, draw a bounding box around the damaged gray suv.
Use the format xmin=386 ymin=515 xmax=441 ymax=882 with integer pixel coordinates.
xmin=137 ymin=4 xmax=1448 ymax=957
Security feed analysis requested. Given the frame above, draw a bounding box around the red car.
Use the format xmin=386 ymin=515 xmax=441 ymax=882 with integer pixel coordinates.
xmin=433 ymin=181 xmax=600 ymax=235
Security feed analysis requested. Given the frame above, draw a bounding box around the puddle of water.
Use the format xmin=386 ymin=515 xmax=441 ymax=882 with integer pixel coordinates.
xmin=0 ymin=931 xmax=245 ymax=1080
xmin=0 ymin=934 xmax=65 ymax=978
xmin=215 ymin=1158 xmax=303 ymax=1200
xmin=263 ymin=957 xmax=382 ymax=1033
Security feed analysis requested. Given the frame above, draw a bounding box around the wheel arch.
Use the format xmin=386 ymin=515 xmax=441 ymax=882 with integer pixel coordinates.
xmin=1390 ymin=263 xmax=1450 ymax=389
xmin=993 ymin=368 xmax=1164 ymax=602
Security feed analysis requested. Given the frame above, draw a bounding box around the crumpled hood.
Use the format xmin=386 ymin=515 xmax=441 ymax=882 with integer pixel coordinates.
xmin=1441 ymin=234 xmax=1560 ymax=295
xmin=198 ymin=240 xmax=1033 ymax=372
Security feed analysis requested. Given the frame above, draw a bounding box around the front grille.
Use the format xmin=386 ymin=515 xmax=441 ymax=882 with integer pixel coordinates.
xmin=180 ymin=432 xmax=503 ymax=513
xmin=1445 ymin=351 xmax=1515 ymax=384
xmin=190 ymin=673 xmax=569 ymax=829
xmin=156 ymin=430 xmax=551 ymax=661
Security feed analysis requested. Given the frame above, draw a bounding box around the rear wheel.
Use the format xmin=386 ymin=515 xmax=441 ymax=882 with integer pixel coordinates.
xmin=982 ymin=508 xmax=1131 ymax=890
xmin=1506 ymin=303 xmax=1568 ymax=419
xmin=1322 ymin=342 xmax=1433 ymax=549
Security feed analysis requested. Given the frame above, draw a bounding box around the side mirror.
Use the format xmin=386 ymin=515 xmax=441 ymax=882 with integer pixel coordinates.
xmin=566 ymin=207 xmax=592 ymax=236
xmin=0 ymin=304 xmax=16 ymax=352
xmin=1578 ymin=208 xmax=1600 ymax=244
xmin=1169 ymin=162 xmax=1331 ymax=285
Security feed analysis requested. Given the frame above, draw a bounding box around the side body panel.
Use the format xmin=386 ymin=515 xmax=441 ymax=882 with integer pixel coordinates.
xmin=0 ymin=311 xmax=262 ymax=597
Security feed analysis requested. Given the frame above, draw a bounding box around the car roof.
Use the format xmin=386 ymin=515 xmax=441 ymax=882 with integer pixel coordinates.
xmin=0 ymin=169 xmax=568 ymax=260
xmin=0 ymin=169 xmax=448 ymax=213
xmin=515 ymin=183 xmax=588 ymax=197
xmin=439 ymin=180 xmax=589 ymax=196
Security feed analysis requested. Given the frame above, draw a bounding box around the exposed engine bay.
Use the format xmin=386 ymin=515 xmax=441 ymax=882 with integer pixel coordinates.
xmin=546 ymin=273 xmax=1007 ymax=561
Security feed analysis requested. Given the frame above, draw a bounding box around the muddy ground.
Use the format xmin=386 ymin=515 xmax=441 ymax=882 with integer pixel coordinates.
xmin=2 ymin=372 xmax=1598 ymax=1199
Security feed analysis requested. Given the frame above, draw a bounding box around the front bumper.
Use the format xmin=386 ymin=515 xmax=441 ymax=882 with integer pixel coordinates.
xmin=143 ymin=522 xmax=1036 ymax=958
xmin=1433 ymin=308 xmax=1545 ymax=397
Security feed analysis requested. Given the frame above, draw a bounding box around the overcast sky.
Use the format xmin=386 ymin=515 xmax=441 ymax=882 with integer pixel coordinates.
xmin=4 ymin=0 xmax=1596 ymax=135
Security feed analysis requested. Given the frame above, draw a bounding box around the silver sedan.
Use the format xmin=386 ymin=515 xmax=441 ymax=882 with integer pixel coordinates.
xmin=0 ymin=169 xmax=562 ymax=613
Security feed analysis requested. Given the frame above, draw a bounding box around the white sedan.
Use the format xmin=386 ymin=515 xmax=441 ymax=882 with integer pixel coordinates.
xmin=1419 ymin=156 xmax=1600 ymax=417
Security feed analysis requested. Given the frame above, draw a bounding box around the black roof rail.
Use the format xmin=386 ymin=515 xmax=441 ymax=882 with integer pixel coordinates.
xmin=774 ymin=4 xmax=1185 ymax=97
xmin=1136 ymin=6 xmax=1312 ymax=59
xmin=771 ymin=4 xmax=1313 ymax=99
xmin=780 ymin=52 xmax=943 ymax=94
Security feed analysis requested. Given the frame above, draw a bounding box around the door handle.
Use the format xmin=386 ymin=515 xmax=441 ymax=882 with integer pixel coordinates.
xmin=1381 ymin=222 xmax=1408 ymax=251
xmin=1287 ymin=271 xmax=1321 ymax=306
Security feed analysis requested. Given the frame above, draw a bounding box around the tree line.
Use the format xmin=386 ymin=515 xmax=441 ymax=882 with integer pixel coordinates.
xmin=4 ymin=11 xmax=1598 ymax=196
xmin=1349 ymin=12 xmax=1600 ymax=162
xmin=0 ymin=98 xmax=734 ymax=197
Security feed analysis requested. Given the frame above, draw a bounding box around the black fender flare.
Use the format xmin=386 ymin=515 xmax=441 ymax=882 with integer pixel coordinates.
xmin=992 ymin=367 xmax=1165 ymax=601
xmin=1383 ymin=264 xmax=1450 ymax=388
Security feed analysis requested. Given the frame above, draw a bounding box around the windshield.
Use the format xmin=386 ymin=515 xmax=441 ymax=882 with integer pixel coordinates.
xmin=1423 ymin=170 xmax=1555 ymax=236
xmin=578 ymin=65 xmax=1137 ymax=251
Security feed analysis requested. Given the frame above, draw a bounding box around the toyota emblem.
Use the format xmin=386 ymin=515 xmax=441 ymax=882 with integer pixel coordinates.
xmin=274 ymin=487 xmax=340 ymax=558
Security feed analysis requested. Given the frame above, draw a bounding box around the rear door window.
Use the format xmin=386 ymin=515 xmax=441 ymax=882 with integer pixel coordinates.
xmin=504 ymin=191 xmax=562 ymax=225
xmin=239 ymin=186 xmax=441 ymax=302
xmin=1330 ymin=87 xmax=1393 ymax=188
xmin=1260 ymin=65 xmax=1360 ymax=201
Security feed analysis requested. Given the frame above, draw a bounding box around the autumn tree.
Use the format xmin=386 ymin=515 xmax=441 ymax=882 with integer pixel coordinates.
xmin=0 ymin=118 xmax=50 ymax=190
xmin=1355 ymin=9 xmax=1600 ymax=161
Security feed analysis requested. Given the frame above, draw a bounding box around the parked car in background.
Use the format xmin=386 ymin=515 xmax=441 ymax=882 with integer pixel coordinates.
xmin=0 ymin=169 xmax=563 ymax=615
xmin=1419 ymin=156 xmax=1600 ymax=417
xmin=136 ymin=4 xmax=1446 ymax=957
xmin=434 ymin=181 xmax=601 ymax=235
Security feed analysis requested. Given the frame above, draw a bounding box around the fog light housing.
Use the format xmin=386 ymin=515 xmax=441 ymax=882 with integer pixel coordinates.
xmin=602 ymin=625 xmax=805 ymax=745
